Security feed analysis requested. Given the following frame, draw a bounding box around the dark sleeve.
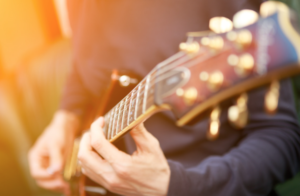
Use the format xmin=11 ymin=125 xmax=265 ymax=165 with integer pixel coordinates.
xmin=60 ymin=63 xmax=94 ymax=118
xmin=167 ymin=79 xmax=300 ymax=196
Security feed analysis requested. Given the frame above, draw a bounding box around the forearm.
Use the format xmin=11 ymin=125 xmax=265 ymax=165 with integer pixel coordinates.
xmin=167 ymin=79 xmax=300 ymax=196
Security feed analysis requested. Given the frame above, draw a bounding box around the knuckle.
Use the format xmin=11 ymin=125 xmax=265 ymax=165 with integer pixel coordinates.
xmin=77 ymin=151 xmax=86 ymax=162
xmin=91 ymin=138 xmax=102 ymax=150
xmin=106 ymin=177 xmax=119 ymax=191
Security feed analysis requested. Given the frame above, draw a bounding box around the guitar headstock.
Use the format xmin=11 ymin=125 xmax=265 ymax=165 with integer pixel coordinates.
xmin=154 ymin=1 xmax=300 ymax=138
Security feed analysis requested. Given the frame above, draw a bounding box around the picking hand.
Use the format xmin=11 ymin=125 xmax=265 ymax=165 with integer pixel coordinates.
xmin=28 ymin=110 xmax=80 ymax=193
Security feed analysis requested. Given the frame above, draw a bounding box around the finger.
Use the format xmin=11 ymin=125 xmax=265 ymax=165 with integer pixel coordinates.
xmin=90 ymin=117 xmax=129 ymax=162
xmin=78 ymin=132 xmax=109 ymax=168
xmin=28 ymin=148 xmax=53 ymax=180
xmin=130 ymin=123 xmax=160 ymax=153
xmin=78 ymin=132 xmax=113 ymax=180
xmin=48 ymin=143 xmax=63 ymax=174
xmin=36 ymin=177 xmax=68 ymax=192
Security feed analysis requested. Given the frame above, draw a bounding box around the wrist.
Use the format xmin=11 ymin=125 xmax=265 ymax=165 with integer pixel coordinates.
xmin=53 ymin=110 xmax=81 ymax=134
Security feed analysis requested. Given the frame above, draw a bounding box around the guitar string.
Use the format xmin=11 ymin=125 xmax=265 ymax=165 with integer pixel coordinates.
xmin=104 ymin=51 xmax=225 ymax=137
xmin=105 ymin=47 xmax=231 ymax=138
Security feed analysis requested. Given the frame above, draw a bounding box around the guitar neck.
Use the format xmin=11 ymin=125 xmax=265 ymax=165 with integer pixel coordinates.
xmin=102 ymin=69 xmax=158 ymax=142
xmin=102 ymin=51 xmax=189 ymax=142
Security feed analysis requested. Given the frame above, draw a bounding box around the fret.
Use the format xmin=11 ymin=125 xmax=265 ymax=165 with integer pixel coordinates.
xmin=121 ymin=94 xmax=130 ymax=131
xmin=136 ymin=80 xmax=146 ymax=117
xmin=110 ymin=104 xmax=119 ymax=139
xmin=134 ymin=84 xmax=142 ymax=119
xmin=143 ymin=75 xmax=151 ymax=113
xmin=103 ymin=111 xmax=110 ymax=138
xmin=107 ymin=107 xmax=115 ymax=140
xmin=116 ymin=99 xmax=125 ymax=135
xmin=128 ymin=87 xmax=138 ymax=125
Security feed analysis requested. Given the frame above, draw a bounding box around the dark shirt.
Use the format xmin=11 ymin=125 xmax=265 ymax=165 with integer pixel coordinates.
xmin=61 ymin=0 xmax=300 ymax=195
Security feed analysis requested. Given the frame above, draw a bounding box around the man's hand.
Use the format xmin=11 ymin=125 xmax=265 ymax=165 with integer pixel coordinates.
xmin=28 ymin=110 xmax=80 ymax=193
xmin=78 ymin=117 xmax=170 ymax=196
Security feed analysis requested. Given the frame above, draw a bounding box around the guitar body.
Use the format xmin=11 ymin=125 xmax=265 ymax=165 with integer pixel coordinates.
xmin=64 ymin=70 xmax=140 ymax=196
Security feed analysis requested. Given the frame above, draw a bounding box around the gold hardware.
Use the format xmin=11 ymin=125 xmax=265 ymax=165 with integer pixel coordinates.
xmin=236 ymin=30 xmax=252 ymax=47
xmin=201 ymin=37 xmax=210 ymax=46
xmin=235 ymin=53 xmax=255 ymax=76
xmin=228 ymin=93 xmax=248 ymax=129
xmin=226 ymin=31 xmax=238 ymax=41
xmin=260 ymin=1 xmax=289 ymax=18
xmin=227 ymin=54 xmax=239 ymax=66
xmin=233 ymin=9 xmax=259 ymax=28
xmin=199 ymin=71 xmax=209 ymax=81
xmin=187 ymin=31 xmax=214 ymax=37
xmin=208 ymin=71 xmax=224 ymax=91
xmin=183 ymin=87 xmax=198 ymax=105
xmin=119 ymin=75 xmax=138 ymax=87
xmin=208 ymin=36 xmax=224 ymax=50
xmin=265 ymin=81 xmax=280 ymax=114
xmin=176 ymin=88 xmax=184 ymax=97
xmin=179 ymin=41 xmax=200 ymax=54
xmin=209 ymin=17 xmax=233 ymax=33
xmin=207 ymin=106 xmax=221 ymax=140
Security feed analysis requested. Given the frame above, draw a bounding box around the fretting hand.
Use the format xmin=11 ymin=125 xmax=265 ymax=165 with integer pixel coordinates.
xmin=78 ymin=117 xmax=170 ymax=196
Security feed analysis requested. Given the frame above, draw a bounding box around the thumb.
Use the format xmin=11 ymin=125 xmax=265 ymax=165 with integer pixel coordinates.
xmin=130 ymin=123 xmax=160 ymax=153
xmin=48 ymin=145 xmax=63 ymax=174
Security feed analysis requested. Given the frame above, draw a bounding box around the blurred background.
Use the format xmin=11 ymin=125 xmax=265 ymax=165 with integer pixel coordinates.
xmin=0 ymin=0 xmax=71 ymax=195
xmin=0 ymin=0 xmax=299 ymax=196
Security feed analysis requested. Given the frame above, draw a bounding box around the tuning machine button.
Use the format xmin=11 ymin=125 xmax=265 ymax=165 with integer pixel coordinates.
xmin=233 ymin=9 xmax=259 ymax=29
xmin=228 ymin=93 xmax=248 ymax=129
xmin=183 ymin=87 xmax=198 ymax=106
xmin=227 ymin=29 xmax=252 ymax=49
xmin=228 ymin=53 xmax=254 ymax=77
xmin=179 ymin=41 xmax=200 ymax=54
xmin=207 ymin=106 xmax=221 ymax=140
xmin=265 ymin=81 xmax=280 ymax=114
xmin=260 ymin=1 xmax=289 ymax=18
xmin=209 ymin=17 xmax=233 ymax=33
xmin=208 ymin=71 xmax=224 ymax=91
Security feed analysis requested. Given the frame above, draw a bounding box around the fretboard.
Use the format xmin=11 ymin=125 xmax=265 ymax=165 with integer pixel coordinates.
xmin=102 ymin=51 xmax=188 ymax=142
xmin=103 ymin=71 xmax=156 ymax=141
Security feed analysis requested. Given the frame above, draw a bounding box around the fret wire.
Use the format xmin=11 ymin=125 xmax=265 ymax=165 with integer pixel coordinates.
xmin=127 ymin=89 xmax=136 ymax=125
xmin=112 ymin=104 xmax=120 ymax=139
xmin=121 ymin=95 xmax=129 ymax=131
xmin=143 ymin=75 xmax=151 ymax=113
xmin=116 ymin=99 xmax=124 ymax=135
xmin=107 ymin=107 xmax=114 ymax=140
xmin=134 ymin=84 xmax=141 ymax=119
xmin=103 ymin=111 xmax=110 ymax=138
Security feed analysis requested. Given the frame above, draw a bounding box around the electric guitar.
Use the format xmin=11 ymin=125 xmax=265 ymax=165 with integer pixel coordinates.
xmin=63 ymin=1 xmax=300 ymax=195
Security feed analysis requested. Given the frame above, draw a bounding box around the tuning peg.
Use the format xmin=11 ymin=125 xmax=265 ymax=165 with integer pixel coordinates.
xmin=209 ymin=17 xmax=233 ymax=33
xmin=233 ymin=9 xmax=259 ymax=29
xmin=208 ymin=71 xmax=224 ymax=91
xmin=183 ymin=87 xmax=198 ymax=106
xmin=228 ymin=93 xmax=248 ymax=129
xmin=260 ymin=1 xmax=289 ymax=18
xmin=227 ymin=29 xmax=253 ymax=49
xmin=179 ymin=41 xmax=200 ymax=54
xmin=228 ymin=53 xmax=254 ymax=77
xmin=207 ymin=106 xmax=221 ymax=140
xmin=265 ymin=81 xmax=280 ymax=114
